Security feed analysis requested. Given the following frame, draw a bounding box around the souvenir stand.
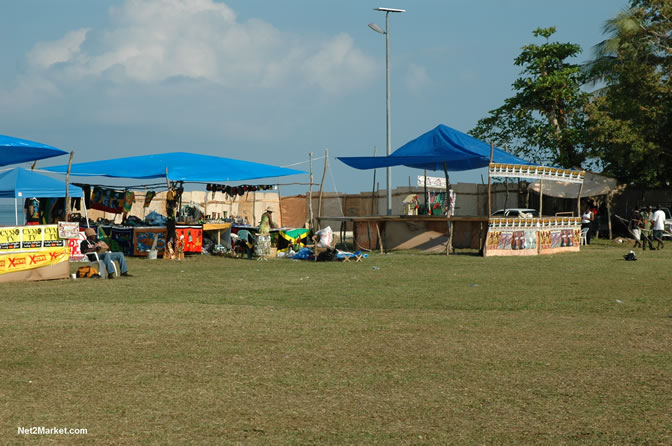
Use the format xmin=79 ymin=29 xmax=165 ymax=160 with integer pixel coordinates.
xmin=484 ymin=164 xmax=585 ymax=257
xmin=0 ymin=167 xmax=84 ymax=282
xmin=45 ymin=151 xmax=305 ymax=258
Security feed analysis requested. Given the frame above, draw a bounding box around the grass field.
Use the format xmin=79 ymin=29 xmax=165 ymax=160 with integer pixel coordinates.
xmin=1 ymin=240 xmax=671 ymax=445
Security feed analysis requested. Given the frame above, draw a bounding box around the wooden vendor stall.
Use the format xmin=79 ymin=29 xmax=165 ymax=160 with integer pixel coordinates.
xmin=0 ymin=224 xmax=71 ymax=282
xmin=483 ymin=164 xmax=585 ymax=257
xmin=320 ymin=215 xmax=488 ymax=253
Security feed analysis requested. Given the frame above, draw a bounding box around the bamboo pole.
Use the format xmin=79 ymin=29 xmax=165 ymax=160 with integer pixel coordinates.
xmin=607 ymin=193 xmax=613 ymax=240
xmin=317 ymin=148 xmax=328 ymax=230
xmin=487 ymin=142 xmax=494 ymax=217
xmin=424 ymin=169 xmax=428 ymax=215
xmin=308 ymin=152 xmax=314 ymax=229
xmin=539 ymin=178 xmax=544 ymax=217
xmin=443 ymin=162 xmax=452 ymax=255
xmin=64 ymin=151 xmax=74 ymax=221
xmin=277 ymin=184 xmax=284 ymax=228
xmin=375 ymin=222 xmax=384 ymax=254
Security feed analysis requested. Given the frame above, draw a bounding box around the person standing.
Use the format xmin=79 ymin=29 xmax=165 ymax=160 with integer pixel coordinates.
xmin=652 ymin=205 xmax=666 ymax=250
xmin=641 ymin=206 xmax=655 ymax=250
xmin=629 ymin=208 xmax=643 ymax=249
xmin=24 ymin=197 xmax=40 ymax=225
xmin=581 ymin=207 xmax=593 ymax=245
xmin=258 ymin=207 xmax=276 ymax=235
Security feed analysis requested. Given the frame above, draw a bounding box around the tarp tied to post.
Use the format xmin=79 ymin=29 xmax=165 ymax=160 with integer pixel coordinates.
xmin=338 ymin=125 xmax=533 ymax=171
xmin=45 ymin=152 xmax=305 ymax=182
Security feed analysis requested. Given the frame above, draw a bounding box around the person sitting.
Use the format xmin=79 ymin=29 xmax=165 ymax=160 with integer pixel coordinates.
xmin=80 ymin=228 xmax=132 ymax=278
xmin=581 ymin=207 xmax=593 ymax=245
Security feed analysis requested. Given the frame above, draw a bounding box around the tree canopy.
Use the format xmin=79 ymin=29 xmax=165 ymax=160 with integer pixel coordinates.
xmin=470 ymin=27 xmax=591 ymax=169
xmin=585 ymin=0 xmax=672 ymax=187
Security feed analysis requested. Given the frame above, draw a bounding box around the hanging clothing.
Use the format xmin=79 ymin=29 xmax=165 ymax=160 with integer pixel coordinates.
xmin=123 ymin=191 xmax=135 ymax=213
xmin=144 ymin=191 xmax=156 ymax=207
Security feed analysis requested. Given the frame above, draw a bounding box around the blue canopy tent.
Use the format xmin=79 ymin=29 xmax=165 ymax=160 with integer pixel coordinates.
xmin=45 ymin=152 xmax=305 ymax=182
xmin=338 ymin=124 xmax=532 ymax=171
xmin=0 ymin=135 xmax=68 ymax=167
xmin=0 ymin=167 xmax=84 ymax=225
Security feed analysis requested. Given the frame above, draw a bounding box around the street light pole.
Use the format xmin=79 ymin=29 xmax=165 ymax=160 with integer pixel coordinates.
xmin=370 ymin=7 xmax=405 ymax=216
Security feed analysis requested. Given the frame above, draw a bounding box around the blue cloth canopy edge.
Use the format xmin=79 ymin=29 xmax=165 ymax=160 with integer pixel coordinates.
xmin=44 ymin=152 xmax=306 ymax=182
xmin=338 ymin=124 xmax=535 ymax=172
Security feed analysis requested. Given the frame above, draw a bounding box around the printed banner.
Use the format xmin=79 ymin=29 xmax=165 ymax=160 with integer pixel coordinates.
xmin=58 ymin=222 xmax=80 ymax=239
xmin=176 ymin=226 xmax=203 ymax=253
xmin=484 ymin=218 xmax=581 ymax=257
xmin=0 ymin=225 xmax=65 ymax=253
xmin=417 ymin=176 xmax=448 ymax=188
xmin=489 ymin=163 xmax=585 ymax=183
xmin=485 ymin=229 xmax=538 ymax=256
xmin=90 ymin=187 xmax=125 ymax=214
xmin=68 ymin=230 xmax=87 ymax=262
xmin=0 ymin=246 xmax=69 ymax=275
xmin=133 ymin=227 xmax=167 ymax=256
xmin=538 ymin=228 xmax=581 ymax=254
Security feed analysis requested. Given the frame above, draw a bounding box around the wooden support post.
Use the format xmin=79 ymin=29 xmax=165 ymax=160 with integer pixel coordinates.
xmin=64 ymin=151 xmax=74 ymax=221
xmin=607 ymin=193 xmax=613 ymax=240
xmin=317 ymin=148 xmax=328 ymax=230
xmin=487 ymin=142 xmax=494 ymax=217
xmin=277 ymin=184 xmax=284 ymax=228
xmin=539 ymin=178 xmax=544 ymax=217
xmin=576 ymin=180 xmax=583 ymax=218
xmin=375 ymin=222 xmax=384 ymax=254
xmin=424 ymin=169 xmax=428 ymax=215
xmin=443 ymin=161 xmax=452 ymax=255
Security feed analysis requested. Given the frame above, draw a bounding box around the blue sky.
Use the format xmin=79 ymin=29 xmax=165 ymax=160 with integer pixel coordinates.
xmin=0 ymin=0 xmax=627 ymax=196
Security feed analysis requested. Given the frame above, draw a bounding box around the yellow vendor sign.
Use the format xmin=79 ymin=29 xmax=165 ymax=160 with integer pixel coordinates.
xmin=0 ymin=246 xmax=69 ymax=275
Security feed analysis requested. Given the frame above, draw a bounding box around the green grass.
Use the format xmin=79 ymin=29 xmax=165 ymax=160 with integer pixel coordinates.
xmin=1 ymin=240 xmax=671 ymax=444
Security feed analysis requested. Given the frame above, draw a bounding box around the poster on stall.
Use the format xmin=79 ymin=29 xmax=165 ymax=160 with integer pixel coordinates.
xmin=484 ymin=229 xmax=538 ymax=257
xmin=538 ymin=228 xmax=581 ymax=255
xmin=0 ymin=225 xmax=66 ymax=253
xmin=176 ymin=226 xmax=202 ymax=253
xmin=0 ymin=246 xmax=69 ymax=275
xmin=68 ymin=230 xmax=87 ymax=262
xmin=133 ymin=227 xmax=167 ymax=256
xmin=0 ymin=227 xmax=22 ymax=251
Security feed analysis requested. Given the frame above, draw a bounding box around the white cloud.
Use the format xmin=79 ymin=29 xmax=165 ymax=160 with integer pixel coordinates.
xmin=406 ymin=64 xmax=430 ymax=91
xmin=27 ymin=29 xmax=90 ymax=69
xmin=21 ymin=0 xmax=374 ymax=92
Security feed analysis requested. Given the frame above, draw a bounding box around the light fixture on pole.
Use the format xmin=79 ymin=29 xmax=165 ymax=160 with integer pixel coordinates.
xmin=369 ymin=7 xmax=405 ymax=216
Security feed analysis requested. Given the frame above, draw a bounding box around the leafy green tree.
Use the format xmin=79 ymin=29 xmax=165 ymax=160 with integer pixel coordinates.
xmin=470 ymin=27 xmax=591 ymax=168
xmin=585 ymin=0 xmax=672 ymax=187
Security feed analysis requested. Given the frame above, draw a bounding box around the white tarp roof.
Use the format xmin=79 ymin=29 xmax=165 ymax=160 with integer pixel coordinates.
xmin=529 ymin=171 xmax=618 ymax=198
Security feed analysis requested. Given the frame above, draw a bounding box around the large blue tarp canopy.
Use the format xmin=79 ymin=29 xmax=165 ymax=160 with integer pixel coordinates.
xmin=45 ymin=152 xmax=305 ymax=182
xmin=339 ymin=124 xmax=533 ymax=171
xmin=0 ymin=134 xmax=68 ymax=167
xmin=0 ymin=167 xmax=83 ymax=199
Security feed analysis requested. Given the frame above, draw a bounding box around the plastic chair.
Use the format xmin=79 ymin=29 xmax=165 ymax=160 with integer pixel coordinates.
xmin=580 ymin=227 xmax=589 ymax=246
xmin=88 ymin=252 xmax=119 ymax=279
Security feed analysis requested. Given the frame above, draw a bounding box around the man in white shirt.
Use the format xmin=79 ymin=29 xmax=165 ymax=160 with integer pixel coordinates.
xmin=652 ymin=205 xmax=666 ymax=250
